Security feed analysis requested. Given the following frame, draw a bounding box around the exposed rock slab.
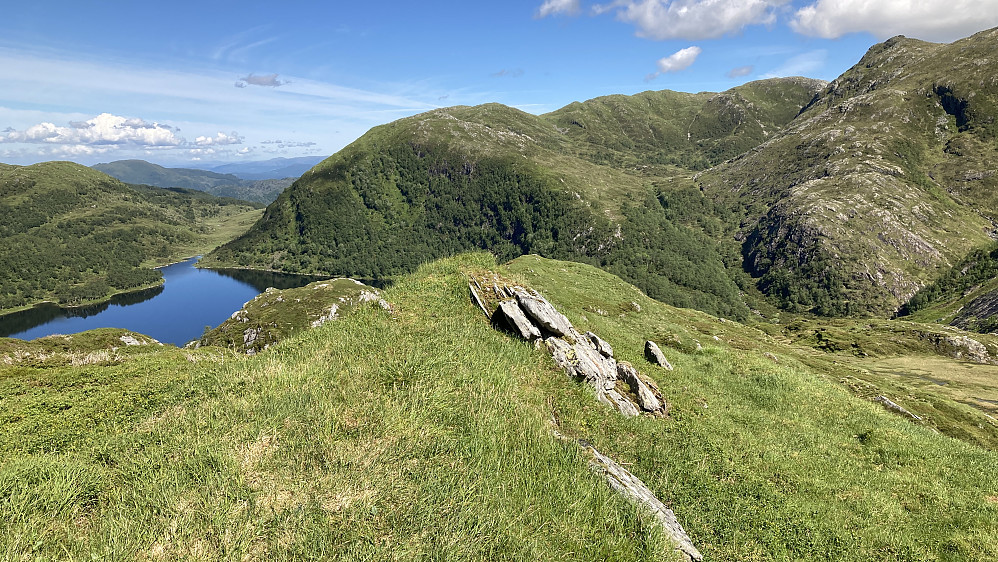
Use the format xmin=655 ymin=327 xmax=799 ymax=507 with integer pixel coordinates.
xmin=514 ymin=289 xmax=575 ymax=337
xmin=586 ymin=444 xmax=703 ymax=561
xmin=875 ymin=395 xmax=922 ymax=421
xmin=586 ymin=331 xmax=613 ymax=358
xmin=493 ymin=299 xmax=542 ymax=340
xmin=645 ymin=340 xmax=674 ymax=370
xmin=618 ymin=362 xmax=663 ymax=413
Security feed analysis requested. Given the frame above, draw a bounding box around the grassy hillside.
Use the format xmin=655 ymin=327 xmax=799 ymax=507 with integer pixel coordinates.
xmin=93 ymin=160 xmax=292 ymax=203
xmin=0 ymin=162 xmax=263 ymax=312
xmin=204 ymin=78 xmax=822 ymax=321
xmin=1 ymin=253 xmax=996 ymax=560
xmin=697 ymin=28 xmax=998 ymax=316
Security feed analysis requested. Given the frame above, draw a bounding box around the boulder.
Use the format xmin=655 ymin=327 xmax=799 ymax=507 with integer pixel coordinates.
xmin=645 ymin=340 xmax=674 ymax=370
xmin=617 ymin=362 xmax=662 ymax=412
xmin=493 ymin=300 xmax=542 ymax=340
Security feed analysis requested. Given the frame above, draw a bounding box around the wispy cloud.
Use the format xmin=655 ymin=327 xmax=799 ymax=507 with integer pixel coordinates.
xmin=491 ymin=68 xmax=525 ymax=78
xmin=236 ymin=73 xmax=288 ymax=88
xmin=537 ymin=0 xmax=581 ymax=18
xmin=647 ymin=46 xmax=702 ymax=80
xmin=261 ymin=140 xmax=316 ymax=148
xmin=726 ymin=65 xmax=754 ymax=78
xmin=0 ymin=47 xmax=446 ymax=164
xmin=761 ymin=49 xmax=827 ymax=78
xmin=592 ymin=0 xmax=791 ymax=40
xmin=195 ymin=131 xmax=243 ymax=146
xmin=791 ymin=0 xmax=998 ymax=42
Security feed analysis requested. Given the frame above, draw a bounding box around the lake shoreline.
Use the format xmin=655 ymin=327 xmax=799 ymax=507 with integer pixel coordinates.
xmin=0 ymin=260 xmax=328 ymax=344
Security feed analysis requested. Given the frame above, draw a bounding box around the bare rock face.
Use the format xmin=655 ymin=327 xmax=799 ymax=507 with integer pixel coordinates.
xmin=645 ymin=340 xmax=674 ymax=370
xmin=586 ymin=331 xmax=613 ymax=358
xmin=514 ymin=289 xmax=575 ymax=337
xmin=493 ymin=300 xmax=543 ymax=340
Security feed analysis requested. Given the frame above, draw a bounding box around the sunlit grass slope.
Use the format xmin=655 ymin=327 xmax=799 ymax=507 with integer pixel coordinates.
xmin=2 ymin=253 xmax=997 ymax=560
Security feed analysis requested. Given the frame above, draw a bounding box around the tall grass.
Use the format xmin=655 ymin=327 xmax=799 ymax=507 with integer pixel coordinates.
xmin=1 ymin=253 xmax=996 ymax=560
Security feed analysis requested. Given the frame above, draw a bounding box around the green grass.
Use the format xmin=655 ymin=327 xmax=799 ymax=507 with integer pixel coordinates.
xmin=2 ymin=253 xmax=997 ymax=560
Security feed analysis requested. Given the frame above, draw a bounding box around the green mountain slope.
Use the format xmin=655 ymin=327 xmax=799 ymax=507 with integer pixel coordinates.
xmin=93 ymin=159 xmax=291 ymax=203
xmin=900 ymin=241 xmax=998 ymax=330
xmin=2 ymin=253 xmax=996 ymax=560
xmin=698 ymin=28 xmax=998 ymax=316
xmin=204 ymin=78 xmax=823 ymax=320
xmin=548 ymin=76 xmax=826 ymax=170
xmin=0 ymin=161 xmax=263 ymax=311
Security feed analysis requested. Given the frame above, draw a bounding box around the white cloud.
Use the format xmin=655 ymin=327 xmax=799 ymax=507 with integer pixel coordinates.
xmin=791 ymin=0 xmax=998 ymax=42
xmin=594 ymin=0 xmax=790 ymax=40
xmin=195 ymin=131 xmax=243 ymax=146
xmin=1 ymin=113 xmax=183 ymax=147
xmin=537 ymin=0 xmax=581 ymax=17
xmin=647 ymin=45 xmax=702 ymax=80
xmin=761 ymin=49 xmax=827 ymax=78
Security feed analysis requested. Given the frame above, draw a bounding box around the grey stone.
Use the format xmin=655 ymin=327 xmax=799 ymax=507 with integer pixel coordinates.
xmin=493 ymin=300 xmax=542 ymax=340
xmin=514 ymin=289 xmax=575 ymax=337
xmin=645 ymin=340 xmax=674 ymax=370
xmin=617 ymin=362 xmax=662 ymax=412
xmin=586 ymin=331 xmax=613 ymax=358
xmin=875 ymin=395 xmax=922 ymax=420
xmin=585 ymin=444 xmax=702 ymax=561
xmin=605 ymin=389 xmax=640 ymax=417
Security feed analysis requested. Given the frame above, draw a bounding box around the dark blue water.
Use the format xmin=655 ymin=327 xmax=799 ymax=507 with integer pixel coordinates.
xmin=0 ymin=258 xmax=326 ymax=346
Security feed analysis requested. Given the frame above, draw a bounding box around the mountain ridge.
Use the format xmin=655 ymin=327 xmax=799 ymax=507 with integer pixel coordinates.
xmin=92 ymin=159 xmax=294 ymax=204
xmin=204 ymin=77 xmax=825 ymax=320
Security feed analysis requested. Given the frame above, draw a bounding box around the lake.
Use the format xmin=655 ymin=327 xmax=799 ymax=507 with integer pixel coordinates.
xmin=0 ymin=258 xmax=328 ymax=346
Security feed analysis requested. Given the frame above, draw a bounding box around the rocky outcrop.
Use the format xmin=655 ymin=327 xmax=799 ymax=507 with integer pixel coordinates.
xmin=485 ymin=282 xmax=667 ymax=418
xmin=473 ymin=274 xmax=698 ymax=560
xmin=493 ymin=300 xmax=542 ymax=340
xmin=915 ymin=330 xmax=994 ymax=364
xmin=196 ymin=278 xmax=389 ymax=354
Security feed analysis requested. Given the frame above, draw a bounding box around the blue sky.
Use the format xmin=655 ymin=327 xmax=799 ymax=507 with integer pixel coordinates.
xmin=2 ymin=0 xmax=997 ymax=167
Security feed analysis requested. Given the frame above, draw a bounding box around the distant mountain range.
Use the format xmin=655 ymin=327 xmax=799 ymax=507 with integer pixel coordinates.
xmin=206 ymin=157 xmax=324 ymax=180
xmin=91 ymin=157 xmax=323 ymax=203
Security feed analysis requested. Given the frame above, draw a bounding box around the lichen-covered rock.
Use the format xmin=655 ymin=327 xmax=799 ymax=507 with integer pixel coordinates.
xmin=645 ymin=340 xmax=674 ymax=370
